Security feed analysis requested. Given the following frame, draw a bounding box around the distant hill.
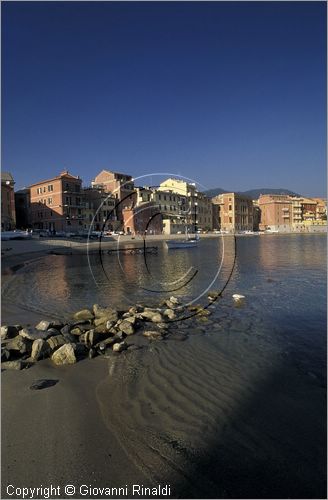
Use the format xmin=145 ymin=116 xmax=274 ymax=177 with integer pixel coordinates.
xmin=204 ymin=187 xmax=300 ymax=199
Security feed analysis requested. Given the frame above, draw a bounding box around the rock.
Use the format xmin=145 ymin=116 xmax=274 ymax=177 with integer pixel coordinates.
xmin=128 ymin=306 xmax=139 ymax=314
xmin=143 ymin=330 xmax=163 ymax=340
xmin=124 ymin=315 xmax=136 ymax=325
xmin=71 ymin=319 xmax=92 ymax=327
xmin=60 ymin=324 xmax=71 ymax=336
xmin=62 ymin=332 xmax=76 ymax=343
xmin=73 ymin=309 xmax=94 ymax=321
xmin=165 ymin=300 xmax=176 ymax=309
xmin=112 ymin=341 xmax=127 ymax=353
xmin=88 ymin=348 xmax=97 ymax=359
xmin=51 ymin=343 xmax=76 ymax=365
xmin=1 ymin=325 xmax=20 ymax=340
xmin=119 ymin=320 xmax=135 ymax=336
xmin=1 ymin=349 xmax=10 ymax=362
xmin=96 ymin=337 xmax=118 ymax=351
xmin=106 ymin=320 xmax=115 ymax=330
xmin=208 ymin=291 xmax=219 ymax=301
xmin=93 ymin=304 xmax=118 ymax=322
xmin=47 ymin=335 xmax=66 ymax=352
xmin=169 ymin=296 xmax=179 ymax=304
xmin=35 ymin=320 xmax=51 ymax=331
xmin=19 ymin=327 xmax=51 ymax=341
xmin=79 ymin=330 xmax=101 ymax=346
xmin=6 ymin=336 xmax=32 ymax=355
xmin=232 ymin=294 xmax=246 ymax=301
xmin=1 ymin=360 xmax=23 ymax=370
xmin=30 ymin=379 xmax=59 ymax=390
xmin=70 ymin=327 xmax=83 ymax=336
xmin=94 ymin=317 xmax=108 ymax=327
xmin=157 ymin=322 xmax=169 ymax=330
xmin=77 ymin=324 xmax=95 ymax=332
xmin=163 ymin=309 xmax=176 ymax=320
xmin=31 ymin=339 xmax=50 ymax=361
xmin=72 ymin=342 xmax=88 ymax=358
xmin=141 ymin=310 xmax=163 ymax=323
xmin=49 ymin=320 xmax=64 ymax=329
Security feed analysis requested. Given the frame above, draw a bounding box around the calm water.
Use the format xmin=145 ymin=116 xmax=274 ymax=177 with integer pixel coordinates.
xmin=2 ymin=234 xmax=326 ymax=497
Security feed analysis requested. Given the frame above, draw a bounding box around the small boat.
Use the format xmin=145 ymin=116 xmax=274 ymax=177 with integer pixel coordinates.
xmin=165 ymin=238 xmax=199 ymax=249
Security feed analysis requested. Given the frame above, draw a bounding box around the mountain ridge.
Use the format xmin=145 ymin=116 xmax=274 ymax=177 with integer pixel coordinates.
xmin=204 ymin=187 xmax=301 ymax=199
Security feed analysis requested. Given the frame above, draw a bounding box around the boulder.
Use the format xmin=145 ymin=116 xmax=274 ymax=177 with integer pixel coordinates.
xmin=51 ymin=344 xmax=76 ymax=365
xmin=118 ymin=320 xmax=135 ymax=336
xmin=143 ymin=330 xmax=163 ymax=340
xmin=30 ymin=379 xmax=58 ymax=390
xmin=112 ymin=341 xmax=127 ymax=353
xmin=60 ymin=324 xmax=71 ymax=336
xmin=1 ymin=360 xmax=23 ymax=370
xmin=72 ymin=342 xmax=88 ymax=358
xmin=232 ymin=294 xmax=246 ymax=302
xmin=70 ymin=327 xmax=83 ymax=336
xmin=124 ymin=315 xmax=136 ymax=325
xmin=141 ymin=310 xmax=163 ymax=323
xmin=35 ymin=320 xmax=51 ymax=331
xmin=6 ymin=336 xmax=32 ymax=355
xmin=163 ymin=309 xmax=176 ymax=320
xmin=1 ymin=349 xmax=10 ymax=362
xmin=19 ymin=327 xmax=51 ymax=341
xmin=94 ymin=324 xmax=110 ymax=334
xmin=93 ymin=304 xmax=118 ymax=322
xmin=47 ymin=335 xmax=66 ymax=352
xmin=1 ymin=325 xmax=20 ymax=340
xmin=94 ymin=317 xmax=108 ymax=327
xmin=31 ymin=339 xmax=50 ymax=361
xmin=208 ymin=291 xmax=219 ymax=301
xmin=79 ymin=330 xmax=101 ymax=346
xmin=165 ymin=300 xmax=176 ymax=309
xmin=73 ymin=309 xmax=94 ymax=321
xmin=169 ymin=296 xmax=179 ymax=304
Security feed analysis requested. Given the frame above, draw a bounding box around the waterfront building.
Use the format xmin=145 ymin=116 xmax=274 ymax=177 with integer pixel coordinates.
xmin=252 ymin=199 xmax=261 ymax=231
xmin=312 ymin=198 xmax=327 ymax=220
xmin=29 ymin=170 xmax=84 ymax=233
xmin=258 ymin=194 xmax=292 ymax=231
xmin=15 ymin=188 xmax=31 ymax=229
xmin=83 ymin=186 xmax=118 ymax=232
xmin=92 ymin=170 xmax=135 ymax=225
xmin=157 ymin=178 xmax=213 ymax=232
xmin=122 ymin=202 xmax=163 ymax=235
xmin=212 ymin=193 xmax=253 ymax=232
xmin=1 ymin=172 xmax=16 ymax=230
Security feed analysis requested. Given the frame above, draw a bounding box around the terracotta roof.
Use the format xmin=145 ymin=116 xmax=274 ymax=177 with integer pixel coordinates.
xmin=29 ymin=171 xmax=81 ymax=187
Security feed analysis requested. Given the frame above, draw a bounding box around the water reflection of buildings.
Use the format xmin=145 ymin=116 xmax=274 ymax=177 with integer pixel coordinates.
xmin=257 ymin=235 xmax=322 ymax=270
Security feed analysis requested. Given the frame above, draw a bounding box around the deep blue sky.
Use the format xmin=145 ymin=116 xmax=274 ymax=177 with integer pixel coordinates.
xmin=2 ymin=2 xmax=327 ymax=196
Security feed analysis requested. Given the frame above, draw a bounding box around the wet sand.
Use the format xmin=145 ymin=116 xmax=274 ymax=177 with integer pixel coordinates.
xmin=1 ymin=356 xmax=156 ymax=499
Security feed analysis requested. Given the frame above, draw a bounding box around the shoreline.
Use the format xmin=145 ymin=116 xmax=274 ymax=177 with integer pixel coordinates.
xmin=1 ymin=230 xmax=326 ymax=263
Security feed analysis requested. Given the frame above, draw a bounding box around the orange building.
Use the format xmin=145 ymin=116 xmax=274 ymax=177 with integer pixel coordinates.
xmin=1 ymin=172 xmax=16 ymax=230
xmin=212 ymin=193 xmax=253 ymax=232
xmin=92 ymin=170 xmax=135 ymax=225
xmin=29 ymin=170 xmax=83 ymax=233
xmin=258 ymin=194 xmax=292 ymax=231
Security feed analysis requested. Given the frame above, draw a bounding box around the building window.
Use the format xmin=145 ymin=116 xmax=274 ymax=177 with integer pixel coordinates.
xmin=43 ymin=186 xmax=46 ymax=193
xmin=48 ymin=185 xmax=54 ymax=192
xmin=47 ymin=198 xmax=53 ymax=205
